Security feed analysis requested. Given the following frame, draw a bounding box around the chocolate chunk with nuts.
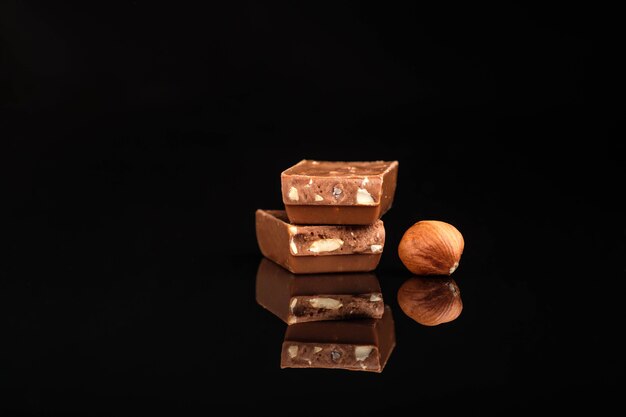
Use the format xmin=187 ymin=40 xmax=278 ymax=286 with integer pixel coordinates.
xmin=281 ymin=160 xmax=399 ymax=225
xmin=255 ymin=209 xmax=385 ymax=274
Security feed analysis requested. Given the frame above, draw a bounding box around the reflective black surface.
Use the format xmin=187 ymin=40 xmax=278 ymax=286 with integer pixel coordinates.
xmin=3 ymin=235 xmax=624 ymax=414
xmin=2 ymin=2 xmax=622 ymax=416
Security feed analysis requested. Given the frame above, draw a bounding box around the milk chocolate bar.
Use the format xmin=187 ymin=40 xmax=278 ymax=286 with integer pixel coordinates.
xmin=255 ymin=209 xmax=385 ymax=274
xmin=255 ymin=257 xmax=384 ymax=324
xmin=281 ymin=160 xmax=399 ymax=225
xmin=280 ymin=305 xmax=396 ymax=373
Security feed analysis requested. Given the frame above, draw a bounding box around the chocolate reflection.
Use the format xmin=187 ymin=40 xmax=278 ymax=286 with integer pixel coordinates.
xmin=280 ymin=305 xmax=396 ymax=373
xmin=255 ymin=258 xmax=397 ymax=372
xmin=397 ymin=276 xmax=463 ymax=326
xmin=256 ymin=257 xmax=384 ymax=324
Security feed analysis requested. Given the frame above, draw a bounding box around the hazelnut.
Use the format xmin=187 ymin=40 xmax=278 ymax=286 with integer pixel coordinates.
xmin=308 ymin=297 xmax=343 ymax=310
xmin=287 ymin=345 xmax=299 ymax=358
xmin=397 ymin=277 xmax=463 ymax=326
xmin=308 ymin=238 xmax=344 ymax=253
xmin=398 ymin=220 xmax=464 ymax=275
xmin=356 ymin=188 xmax=375 ymax=205
xmin=288 ymin=186 xmax=299 ymax=201
xmin=354 ymin=346 xmax=374 ymax=362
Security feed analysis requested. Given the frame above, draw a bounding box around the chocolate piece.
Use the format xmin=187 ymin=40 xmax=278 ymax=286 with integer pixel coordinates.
xmin=255 ymin=257 xmax=384 ymax=324
xmin=255 ymin=209 xmax=385 ymax=274
xmin=280 ymin=306 xmax=396 ymax=373
xmin=281 ymin=160 xmax=399 ymax=225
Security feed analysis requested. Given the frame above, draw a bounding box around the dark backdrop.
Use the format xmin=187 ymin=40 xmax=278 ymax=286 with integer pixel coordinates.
xmin=2 ymin=2 xmax=623 ymax=416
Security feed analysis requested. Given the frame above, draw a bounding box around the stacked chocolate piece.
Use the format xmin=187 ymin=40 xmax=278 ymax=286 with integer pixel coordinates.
xmin=255 ymin=160 xmax=399 ymax=373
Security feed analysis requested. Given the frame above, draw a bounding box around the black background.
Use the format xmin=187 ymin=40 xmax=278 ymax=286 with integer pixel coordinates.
xmin=2 ymin=2 xmax=623 ymax=416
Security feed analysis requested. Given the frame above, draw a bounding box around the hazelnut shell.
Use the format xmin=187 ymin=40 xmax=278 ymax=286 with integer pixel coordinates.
xmin=398 ymin=220 xmax=464 ymax=275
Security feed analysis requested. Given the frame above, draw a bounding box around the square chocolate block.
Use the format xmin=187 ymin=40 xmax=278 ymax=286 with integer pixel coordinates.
xmin=281 ymin=160 xmax=399 ymax=225
xmin=255 ymin=209 xmax=385 ymax=274
xmin=255 ymin=257 xmax=384 ymax=324
xmin=280 ymin=306 xmax=396 ymax=373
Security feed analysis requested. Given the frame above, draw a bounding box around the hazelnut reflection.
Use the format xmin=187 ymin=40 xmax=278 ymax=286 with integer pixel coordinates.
xmin=397 ymin=277 xmax=463 ymax=326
